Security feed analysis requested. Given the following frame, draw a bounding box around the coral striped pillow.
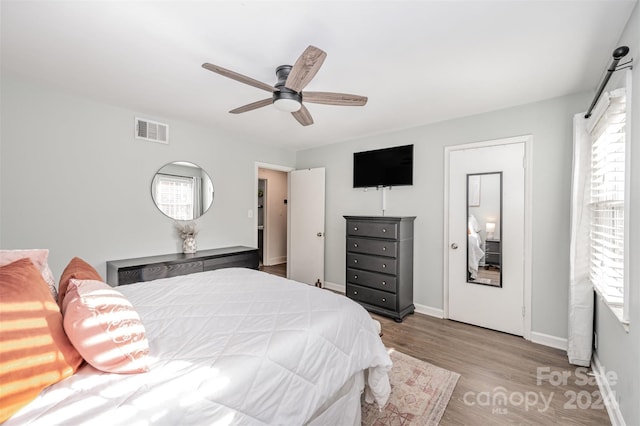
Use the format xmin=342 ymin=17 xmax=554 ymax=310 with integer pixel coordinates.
xmin=0 ymin=258 xmax=83 ymax=422
xmin=63 ymin=279 xmax=150 ymax=374
xmin=58 ymin=257 xmax=103 ymax=311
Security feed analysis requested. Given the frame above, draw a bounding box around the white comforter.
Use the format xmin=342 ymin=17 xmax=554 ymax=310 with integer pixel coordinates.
xmin=7 ymin=268 xmax=391 ymax=425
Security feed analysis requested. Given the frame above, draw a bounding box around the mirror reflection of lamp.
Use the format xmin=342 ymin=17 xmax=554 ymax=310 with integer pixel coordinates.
xmin=486 ymin=222 xmax=496 ymax=240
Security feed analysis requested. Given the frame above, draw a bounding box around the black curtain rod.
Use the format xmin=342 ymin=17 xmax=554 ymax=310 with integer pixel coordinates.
xmin=584 ymin=46 xmax=630 ymax=119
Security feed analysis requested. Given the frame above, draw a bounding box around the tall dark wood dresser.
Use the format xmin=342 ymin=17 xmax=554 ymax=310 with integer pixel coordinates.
xmin=344 ymin=216 xmax=415 ymax=322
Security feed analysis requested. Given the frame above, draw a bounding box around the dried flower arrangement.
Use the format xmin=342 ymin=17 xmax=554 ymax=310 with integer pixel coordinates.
xmin=175 ymin=220 xmax=198 ymax=240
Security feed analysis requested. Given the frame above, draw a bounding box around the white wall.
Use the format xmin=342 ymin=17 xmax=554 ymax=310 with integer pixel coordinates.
xmin=593 ymin=3 xmax=639 ymax=425
xmin=0 ymin=76 xmax=296 ymax=278
xmin=296 ymin=91 xmax=590 ymax=341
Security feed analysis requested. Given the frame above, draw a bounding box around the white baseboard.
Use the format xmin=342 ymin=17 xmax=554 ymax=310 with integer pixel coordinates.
xmin=530 ymin=331 xmax=567 ymax=350
xmin=408 ymin=309 xmax=569 ymax=352
xmin=265 ymin=256 xmax=286 ymax=266
xmin=414 ymin=303 xmax=444 ymax=318
xmin=593 ymin=353 xmax=626 ymax=426
xmin=325 ymin=286 xmax=568 ymax=352
xmin=323 ymin=281 xmax=344 ymax=293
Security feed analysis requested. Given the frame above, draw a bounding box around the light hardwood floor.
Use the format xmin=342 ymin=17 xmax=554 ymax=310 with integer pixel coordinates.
xmin=257 ymin=267 xmax=609 ymax=425
xmin=259 ymin=263 xmax=286 ymax=278
xmin=373 ymin=312 xmax=611 ymax=425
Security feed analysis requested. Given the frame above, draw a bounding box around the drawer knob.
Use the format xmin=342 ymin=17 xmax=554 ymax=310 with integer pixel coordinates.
xmin=382 ymin=264 xmax=386 ymax=268
xmin=382 ymin=228 xmax=387 ymax=233
xmin=354 ymin=243 xmax=358 ymax=248
xmin=354 ymin=291 xmax=358 ymax=295
xmin=354 ymin=227 xmax=359 ymax=231
xmin=382 ymin=281 xmax=386 ymax=285
xmin=354 ymin=259 xmax=358 ymax=264
xmin=382 ymin=298 xmax=386 ymax=302
xmin=382 ymin=246 xmax=386 ymax=251
xmin=354 ymin=275 xmax=358 ymax=279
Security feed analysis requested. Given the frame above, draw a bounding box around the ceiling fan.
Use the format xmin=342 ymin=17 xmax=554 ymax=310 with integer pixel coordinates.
xmin=202 ymin=45 xmax=367 ymax=126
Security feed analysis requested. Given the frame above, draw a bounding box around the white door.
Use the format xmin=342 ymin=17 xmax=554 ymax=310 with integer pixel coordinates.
xmin=448 ymin=142 xmax=525 ymax=336
xmin=288 ymin=168 xmax=325 ymax=286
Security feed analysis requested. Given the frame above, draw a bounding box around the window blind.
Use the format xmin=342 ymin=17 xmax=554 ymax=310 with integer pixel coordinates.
xmin=154 ymin=173 xmax=195 ymax=220
xmin=588 ymin=89 xmax=626 ymax=310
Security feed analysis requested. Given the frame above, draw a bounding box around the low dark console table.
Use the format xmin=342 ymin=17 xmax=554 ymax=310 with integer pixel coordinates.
xmin=106 ymin=246 xmax=259 ymax=286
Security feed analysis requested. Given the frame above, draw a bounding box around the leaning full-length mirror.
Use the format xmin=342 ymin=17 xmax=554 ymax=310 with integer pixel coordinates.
xmin=467 ymin=172 xmax=502 ymax=287
xmin=151 ymin=161 xmax=214 ymax=220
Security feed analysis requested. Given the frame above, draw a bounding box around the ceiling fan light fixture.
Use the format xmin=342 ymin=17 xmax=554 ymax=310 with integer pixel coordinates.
xmin=273 ymin=98 xmax=302 ymax=112
xmin=203 ymin=46 xmax=366 ymax=126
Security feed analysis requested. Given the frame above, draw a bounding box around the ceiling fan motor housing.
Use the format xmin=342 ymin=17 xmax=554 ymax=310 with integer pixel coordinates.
xmin=273 ymin=65 xmax=302 ymax=104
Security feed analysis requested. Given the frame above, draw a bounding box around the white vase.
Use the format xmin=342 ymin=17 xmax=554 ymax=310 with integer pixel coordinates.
xmin=182 ymin=236 xmax=197 ymax=254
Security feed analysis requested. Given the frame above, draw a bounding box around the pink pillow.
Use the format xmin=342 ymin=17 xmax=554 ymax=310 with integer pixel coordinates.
xmin=63 ymin=279 xmax=150 ymax=374
xmin=0 ymin=249 xmax=58 ymax=301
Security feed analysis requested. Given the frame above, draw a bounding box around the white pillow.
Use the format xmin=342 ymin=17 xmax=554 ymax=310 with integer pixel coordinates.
xmin=0 ymin=249 xmax=58 ymax=301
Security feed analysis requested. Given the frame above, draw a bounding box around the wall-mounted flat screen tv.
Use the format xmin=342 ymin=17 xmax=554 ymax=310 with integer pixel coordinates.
xmin=353 ymin=144 xmax=413 ymax=188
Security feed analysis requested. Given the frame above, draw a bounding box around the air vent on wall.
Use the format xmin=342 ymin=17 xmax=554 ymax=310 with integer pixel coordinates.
xmin=135 ymin=117 xmax=169 ymax=144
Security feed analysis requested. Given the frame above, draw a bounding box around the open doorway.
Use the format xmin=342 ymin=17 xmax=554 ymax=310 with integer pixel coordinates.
xmin=257 ymin=178 xmax=266 ymax=264
xmin=256 ymin=165 xmax=291 ymax=277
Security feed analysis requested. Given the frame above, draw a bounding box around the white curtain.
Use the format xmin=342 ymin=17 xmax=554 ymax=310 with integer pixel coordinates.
xmin=192 ymin=176 xmax=203 ymax=218
xmin=568 ymin=86 xmax=629 ymax=366
xmin=568 ymin=112 xmax=594 ymax=366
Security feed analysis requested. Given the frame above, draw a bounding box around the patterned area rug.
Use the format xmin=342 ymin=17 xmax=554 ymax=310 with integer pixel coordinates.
xmin=362 ymin=350 xmax=460 ymax=426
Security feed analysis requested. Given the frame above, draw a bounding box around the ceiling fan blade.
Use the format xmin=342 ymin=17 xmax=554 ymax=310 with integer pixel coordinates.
xmin=202 ymin=63 xmax=276 ymax=93
xmin=285 ymin=46 xmax=327 ymax=92
xmin=229 ymin=98 xmax=272 ymax=114
xmin=291 ymin=104 xmax=314 ymax=126
xmin=303 ymin=91 xmax=368 ymax=106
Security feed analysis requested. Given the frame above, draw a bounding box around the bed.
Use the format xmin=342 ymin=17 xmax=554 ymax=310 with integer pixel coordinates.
xmin=2 ymin=263 xmax=391 ymax=425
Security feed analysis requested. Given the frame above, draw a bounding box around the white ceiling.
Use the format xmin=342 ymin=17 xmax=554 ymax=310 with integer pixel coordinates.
xmin=1 ymin=1 xmax=636 ymax=151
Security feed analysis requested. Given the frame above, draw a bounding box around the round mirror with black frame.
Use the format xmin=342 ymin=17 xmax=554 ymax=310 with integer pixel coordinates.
xmin=151 ymin=161 xmax=214 ymax=220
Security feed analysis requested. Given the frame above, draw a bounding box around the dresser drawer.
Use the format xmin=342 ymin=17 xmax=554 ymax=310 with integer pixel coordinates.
xmin=485 ymin=240 xmax=500 ymax=252
xmin=347 ymin=284 xmax=396 ymax=311
xmin=117 ymin=268 xmax=148 ymax=285
xmin=347 ymin=268 xmax=397 ymax=292
xmin=203 ymin=252 xmax=259 ymax=271
xmin=485 ymin=252 xmax=500 ymax=265
xmin=346 ymin=221 xmax=398 ymax=240
xmin=347 ymin=237 xmax=398 ymax=257
xmin=121 ymin=264 xmax=169 ymax=285
xmin=167 ymin=261 xmax=203 ymax=277
xmin=347 ymin=253 xmax=397 ymax=275
xmin=117 ymin=261 xmax=203 ymax=285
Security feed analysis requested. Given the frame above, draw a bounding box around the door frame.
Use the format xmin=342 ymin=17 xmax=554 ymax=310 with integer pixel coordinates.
xmin=254 ymin=162 xmax=295 ymax=269
xmin=443 ymin=135 xmax=533 ymax=340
